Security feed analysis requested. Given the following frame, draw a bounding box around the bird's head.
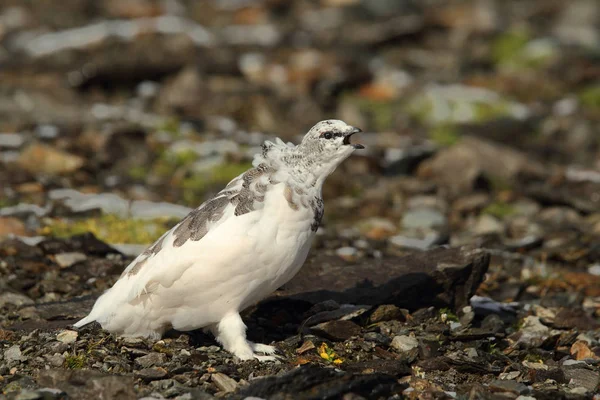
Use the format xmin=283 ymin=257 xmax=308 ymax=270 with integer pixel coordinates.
xmin=296 ymin=119 xmax=363 ymax=179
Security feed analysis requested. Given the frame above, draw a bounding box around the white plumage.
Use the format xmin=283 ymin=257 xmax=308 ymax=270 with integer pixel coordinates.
xmin=75 ymin=120 xmax=363 ymax=361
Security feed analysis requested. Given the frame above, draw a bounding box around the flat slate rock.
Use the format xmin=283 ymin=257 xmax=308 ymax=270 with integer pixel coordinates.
xmin=278 ymin=245 xmax=489 ymax=311
xmin=236 ymin=365 xmax=401 ymax=400
xmin=37 ymin=369 xmax=136 ymax=400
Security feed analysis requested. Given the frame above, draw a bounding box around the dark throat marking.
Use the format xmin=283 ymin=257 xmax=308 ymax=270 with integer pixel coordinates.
xmin=309 ymin=196 xmax=324 ymax=232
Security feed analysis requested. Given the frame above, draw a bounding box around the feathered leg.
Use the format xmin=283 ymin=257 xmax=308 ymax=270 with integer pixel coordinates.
xmin=211 ymin=312 xmax=277 ymax=361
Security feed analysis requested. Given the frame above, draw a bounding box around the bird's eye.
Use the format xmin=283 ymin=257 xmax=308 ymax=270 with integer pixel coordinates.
xmin=323 ymin=131 xmax=333 ymax=139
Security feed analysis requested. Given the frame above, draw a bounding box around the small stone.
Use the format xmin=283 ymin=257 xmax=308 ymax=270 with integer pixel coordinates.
xmin=499 ymin=371 xmax=521 ymax=380
xmin=46 ymin=354 xmax=66 ymax=367
xmin=588 ymin=264 xmax=600 ymax=276
xmin=0 ymin=292 xmax=34 ymax=308
xmin=211 ymin=372 xmax=238 ymax=393
xmin=0 ymin=133 xmax=25 ymax=149
xmin=336 ymin=246 xmax=358 ymax=262
xmin=562 ymin=368 xmax=600 ymax=392
xmin=18 ymin=143 xmax=84 ymax=175
xmin=358 ymin=217 xmax=397 ymax=239
xmin=54 ymin=252 xmax=87 ymax=268
xmin=56 ymin=330 xmax=78 ymax=344
xmin=135 ymin=352 xmax=167 ymax=368
xmin=369 ymin=304 xmax=406 ymax=324
xmin=516 ymin=316 xmax=550 ymax=347
xmin=390 ymin=335 xmax=419 ymax=363
xmin=553 ymin=308 xmax=599 ymax=330
xmin=489 ymin=379 xmax=529 ymax=395
xmin=465 ymin=348 xmax=478 ymax=359
xmin=363 ymin=332 xmax=391 ymax=346
xmin=122 ymin=337 xmax=145 ymax=347
xmin=401 ymin=207 xmax=446 ymax=230
xmin=296 ymin=341 xmax=315 ymax=354
xmin=391 ymin=335 xmax=418 ymax=352
xmin=13 ymin=390 xmax=41 ymax=400
xmin=473 ymin=214 xmax=503 ymax=234
xmin=0 ymin=217 xmax=27 ymax=237
xmin=4 ymin=345 xmax=23 ymax=362
xmin=310 ymin=320 xmax=361 ymax=341
xmin=135 ymin=367 xmax=168 ymax=381
xmin=571 ymin=340 xmax=599 ymax=361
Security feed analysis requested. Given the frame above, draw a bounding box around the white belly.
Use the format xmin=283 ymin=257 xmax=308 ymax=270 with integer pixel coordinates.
xmin=168 ymin=183 xmax=315 ymax=330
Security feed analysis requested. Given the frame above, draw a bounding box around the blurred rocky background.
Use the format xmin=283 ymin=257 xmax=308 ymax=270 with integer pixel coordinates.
xmin=1 ymin=0 xmax=600 ymax=399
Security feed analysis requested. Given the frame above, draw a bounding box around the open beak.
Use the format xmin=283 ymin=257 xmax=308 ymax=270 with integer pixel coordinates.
xmin=343 ymin=127 xmax=364 ymax=149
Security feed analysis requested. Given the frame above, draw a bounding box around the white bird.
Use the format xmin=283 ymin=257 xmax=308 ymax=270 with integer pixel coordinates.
xmin=74 ymin=119 xmax=363 ymax=361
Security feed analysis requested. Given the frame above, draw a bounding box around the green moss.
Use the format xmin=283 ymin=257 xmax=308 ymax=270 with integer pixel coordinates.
xmin=64 ymin=354 xmax=86 ymax=369
xmin=127 ymin=165 xmax=148 ymax=180
xmin=579 ymin=84 xmax=600 ymax=110
xmin=524 ymin=352 xmax=543 ymax=363
xmin=482 ymin=201 xmax=516 ymax=219
xmin=492 ymin=30 xmax=556 ymax=70
xmin=492 ymin=30 xmax=530 ymax=66
xmin=341 ymin=93 xmax=399 ymax=131
xmin=430 ymin=125 xmax=461 ymax=147
xmin=472 ymin=102 xmax=511 ymax=122
xmin=157 ymin=117 xmax=183 ymax=137
xmin=0 ymin=198 xmax=17 ymax=208
xmin=43 ymin=214 xmax=175 ymax=244
xmin=439 ymin=307 xmax=459 ymax=322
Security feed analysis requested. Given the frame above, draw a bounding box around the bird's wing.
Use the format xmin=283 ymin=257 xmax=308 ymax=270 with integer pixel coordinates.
xmin=117 ymin=163 xmax=276 ymax=303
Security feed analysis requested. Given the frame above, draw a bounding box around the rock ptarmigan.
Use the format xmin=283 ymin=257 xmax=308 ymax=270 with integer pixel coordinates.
xmin=74 ymin=120 xmax=363 ymax=361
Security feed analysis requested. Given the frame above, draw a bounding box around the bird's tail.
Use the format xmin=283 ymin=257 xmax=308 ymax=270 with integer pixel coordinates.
xmin=73 ymin=315 xmax=95 ymax=329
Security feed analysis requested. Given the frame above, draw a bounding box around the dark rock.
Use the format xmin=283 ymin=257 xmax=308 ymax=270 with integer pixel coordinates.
xmin=343 ymin=360 xmax=411 ymax=377
xmin=32 ymin=296 xmax=97 ymax=322
xmin=238 ymin=365 xmax=401 ymax=400
xmin=526 ymin=367 xmax=567 ymax=384
xmin=0 ymin=239 xmax=44 ymax=259
xmin=561 ymin=367 xmax=600 ymax=393
xmin=135 ymin=367 xmax=168 ymax=381
xmin=417 ymin=356 xmax=452 ymax=372
xmin=363 ymin=332 xmax=391 ymax=346
xmin=301 ymin=305 xmax=371 ymax=328
xmin=417 ymin=137 xmax=546 ymax=199
xmin=310 ymin=320 xmax=361 ymax=341
xmin=552 ymin=308 xmax=599 ymax=330
xmin=280 ymin=246 xmax=489 ymax=311
xmin=36 ymin=369 xmax=135 ymax=400
xmin=38 ymin=233 xmax=119 ymax=257
xmin=489 ymin=379 xmax=529 ymax=395
xmin=480 ymin=314 xmax=505 ymax=333
xmin=135 ymin=352 xmax=167 ymax=369
xmin=368 ymin=304 xmax=407 ymax=324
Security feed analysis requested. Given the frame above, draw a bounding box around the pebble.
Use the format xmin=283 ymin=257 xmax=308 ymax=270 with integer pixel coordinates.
xmin=211 ymin=372 xmax=238 ymax=393
xmin=0 ymin=133 xmax=25 ymax=148
xmin=135 ymin=367 xmax=168 ymax=381
xmin=56 ymin=330 xmax=78 ymax=344
xmin=368 ymin=304 xmax=406 ymax=324
xmin=391 ymin=335 xmax=418 ymax=352
xmin=135 ymin=352 xmax=167 ymax=368
xmin=0 ymin=292 xmax=34 ymax=308
xmin=401 ymin=207 xmax=447 ymax=230
xmin=310 ymin=320 xmax=361 ymax=341
xmin=489 ymin=379 xmax=529 ymax=395
xmin=336 ymin=246 xmax=358 ymax=262
xmin=54 ymin=252 xmax=87 ymax=268
xmin=18 ymin=143 xmax=84 ymax=175
xmin=5 ymin=345 xmax=23 ymax=362
xmin=588 ymin=264 xmax=600 ymax=276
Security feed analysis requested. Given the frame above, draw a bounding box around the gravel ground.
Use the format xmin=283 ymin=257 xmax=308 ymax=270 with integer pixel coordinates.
xmin=1 ymin=0 xmax=600 ymax=399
